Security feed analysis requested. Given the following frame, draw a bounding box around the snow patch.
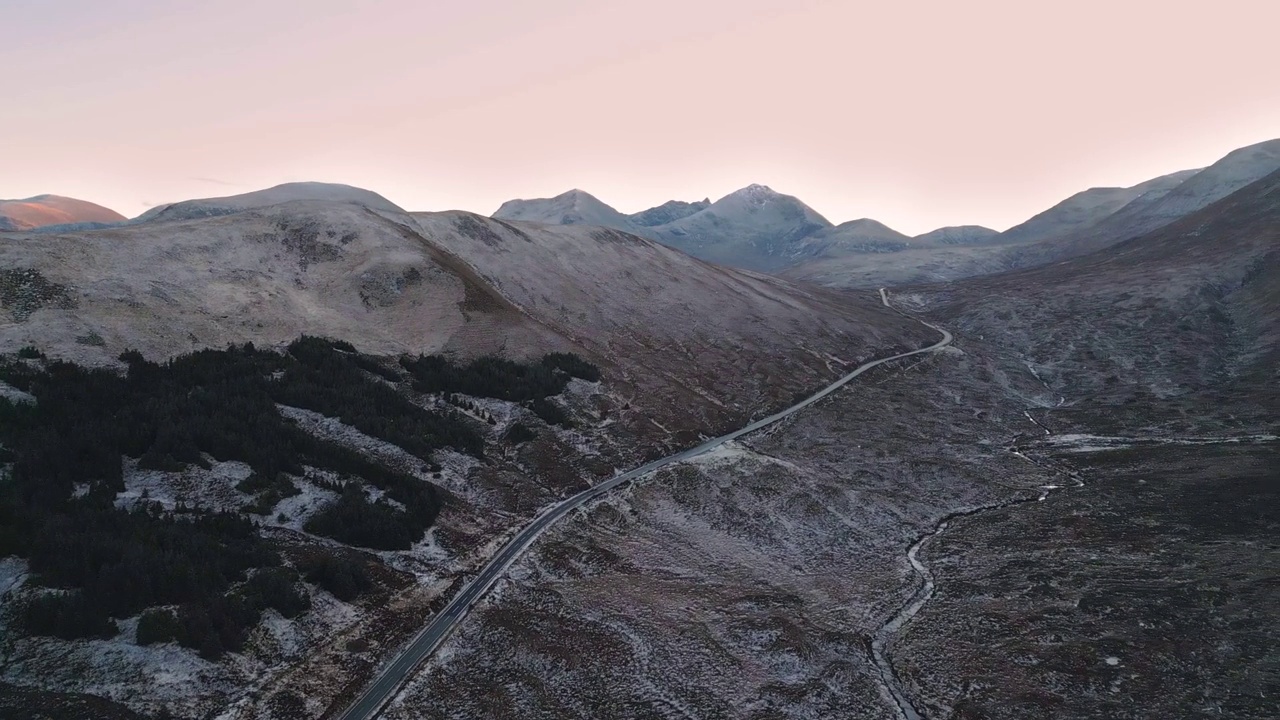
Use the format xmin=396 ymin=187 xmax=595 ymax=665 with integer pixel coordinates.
xmin=1045 ymin=433 xmax=1279 ymax=453
xmin=0 ymin=380 xmax=35 ymax=405
xmin=685 ymin=440 xmax=805 ymax=475
xmin=266 ymin=475 xmax=339 ymax=531
xmin=116 ymin=457 xmax=253 ymax=512
xmin=0 ymin=556 xmax=29 ymax=597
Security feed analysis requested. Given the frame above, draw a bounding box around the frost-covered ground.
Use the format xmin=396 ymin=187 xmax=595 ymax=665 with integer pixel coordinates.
xmin=0 ymin=380 xmax=34 ymax=405
xmin=0 ymin=368 xmax=657 ymax=719
xmin=383 ymin=337 xmax=1056 ymax=719
xmin=894 ymin=436 xmax=1280 ymax=719
xmin=13 ymin=172 xmax=1274 ymax=718
xmin=379 ymin=170 xmax=1280 ymax=719
xmin=115 ymin=457 xmax=253 ymax=513
xmin=1 ymin=577 xmax=364 ymax=718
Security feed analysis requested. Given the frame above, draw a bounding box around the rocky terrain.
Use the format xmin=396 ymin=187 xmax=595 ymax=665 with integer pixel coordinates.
xmin=0 ymin=183 xmax=927 ymax=719
xmin=1 ymin=152 xmax=1276 ymax=720
xmin=881 ymin=168 xmax=1280 ymax=720
xmin=380 ymin=322 xmax=1056 ymax=720
xmin=375 ymin=170 xmax=1278 ymax=719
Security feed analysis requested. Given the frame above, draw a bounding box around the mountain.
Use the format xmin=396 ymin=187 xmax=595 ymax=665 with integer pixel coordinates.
xmin=134 ymin=181 xmax=403 ymax=223
xmin=1 ymin=182 xmax=930 ymax=716
xmin=786 ymin=139 xmax=1280 ymax=289
xmin=628 ymin=198 xmax=710 ymax=227
xmin=874 ymin=168 xmax=1280 ymax=720
xmin=382 ymin=175 xmax=1280 ymax=720
xmin=489 ymin=184 xmax=837 ymax=272
xmin=778 ymin=225 xmax=1003 ymax=287
xmin=996 ymin=170 xmax=1196 ymax=246
xmin=790 ymin=218 xmax=911 ymax=258
xmin=995 ymin=186 xmax=1143 ymax=246
xmin=647 ymin=184 xmax=834 ymax=271
xmin=6 ymin=168 xmax=1276 ymax=719
xmin=913 ymin=225 xmax=999 ymax=246
xmin=0 ymin=194 xmax=126 ymax=230
xmin=778 ymin=172 xmax=1206 ymax=288
xmin=1 ymin=183 xmax=922 ymax=429
xmin=945 ymin=167 xmax=1280 ymax=388
xmin=1057 ymin=138 xmax=1280 ymax=253
xmin=491 ymin=189 xmax=637 ymax=230
xmin=993 ymin=141 xmax=1278 ymax=257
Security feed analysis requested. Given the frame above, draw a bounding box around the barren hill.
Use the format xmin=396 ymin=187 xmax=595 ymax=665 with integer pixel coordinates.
xmin=2 ymin=184 xmax=924 ymax=431
xmin=0 ymin=194 xmax=126 ymax=230
xmin=912 ymin=225 xmax=999 ymax=246
xmin=491 ymin=189 xmax=637 ymax=230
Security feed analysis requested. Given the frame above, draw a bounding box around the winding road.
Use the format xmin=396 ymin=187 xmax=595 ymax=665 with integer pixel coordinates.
xmin=337 ymin=289 xmax=952 ymax=720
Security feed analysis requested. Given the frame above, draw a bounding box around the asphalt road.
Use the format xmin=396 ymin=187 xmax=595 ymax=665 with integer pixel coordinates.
xmin=338 ymin=289 xmax=952 ymax=719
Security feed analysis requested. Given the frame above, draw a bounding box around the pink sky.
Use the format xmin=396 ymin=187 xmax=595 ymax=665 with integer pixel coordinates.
xmin=2 ymin=0 xmax=1277 ymax=234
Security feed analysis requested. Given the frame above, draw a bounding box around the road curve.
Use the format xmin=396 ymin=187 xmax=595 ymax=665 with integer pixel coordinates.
xmin=337 ymin=289 xmax=952 ymax=720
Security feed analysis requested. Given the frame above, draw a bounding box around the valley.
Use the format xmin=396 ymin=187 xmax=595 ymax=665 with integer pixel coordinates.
xmin=5 ymin=2 xmax=1277 ymax=716
xmin=341 ymin=290 xmax=953 ymax=719
xmin=0 ymin=154 xmax=1276 ymax=720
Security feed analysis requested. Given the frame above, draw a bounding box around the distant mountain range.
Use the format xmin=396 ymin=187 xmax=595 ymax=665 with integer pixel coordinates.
xmin=490 ymin=138 xmax=1280 ymax=280
xmin=493 ymin=184 xmax=987 ymax=273
xmin=7 ymin=139 xmax=1277 ymax=285
xmin=994 ymin=170 xmax=1199 ymax=247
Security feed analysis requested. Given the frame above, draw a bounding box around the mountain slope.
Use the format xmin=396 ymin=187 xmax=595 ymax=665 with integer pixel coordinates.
xmin=1058 ymin=138 xmax=1280 ymax=253
xmin=1 ymin=184 xmax=929 ymax=717
xmin=414 ymin=211 xmax=921 ymax=429
xmin=0 ymin=195 xmax=126 ymax=230
xmin=996 ymin=170 xmax=1195 ymax=246
xmin=0 ymin=200 xmax=536 ymax=364
xmin=930 ymin=166 xmax=1280 ymax=404
xmin=1 ymin=184 xmax=924 ymax=433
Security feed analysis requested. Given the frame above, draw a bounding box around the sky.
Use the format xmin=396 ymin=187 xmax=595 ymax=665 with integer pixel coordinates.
xmin=2 ymin=0 xmax=1277 ymax=234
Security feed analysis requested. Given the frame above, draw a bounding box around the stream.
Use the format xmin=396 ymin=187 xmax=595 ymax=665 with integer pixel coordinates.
xmin=868 ymin=417 xmax=1087 ymax=719
xmin=867 ymin=417 xmax=1274 ymax=718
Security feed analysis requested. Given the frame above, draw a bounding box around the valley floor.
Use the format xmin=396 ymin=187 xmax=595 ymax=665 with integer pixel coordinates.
xmin=375 ymin=321 xmax=1278 ymax=720
xmin=900 ymin=437 xmax=1278 ymax=720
